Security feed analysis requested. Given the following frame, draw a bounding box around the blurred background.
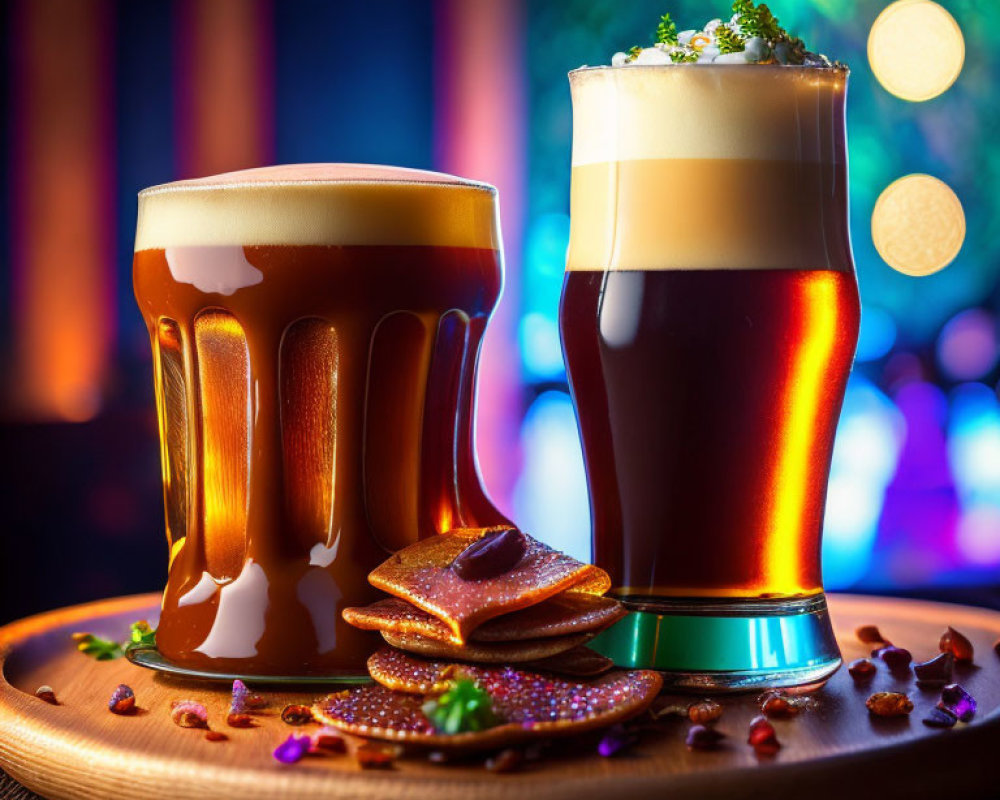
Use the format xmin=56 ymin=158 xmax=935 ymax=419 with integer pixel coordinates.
xmin=1 ymin=0 xmax=997 ymax=624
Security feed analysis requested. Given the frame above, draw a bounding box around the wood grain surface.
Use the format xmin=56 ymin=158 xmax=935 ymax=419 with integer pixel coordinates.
xmin=0 ymin=593 xmax=997 ymax=800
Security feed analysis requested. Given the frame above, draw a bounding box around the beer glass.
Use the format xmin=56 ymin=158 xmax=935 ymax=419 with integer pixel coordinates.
xmin=133 ymin=164 xmax=508 ymax=678
xmin=561 ymin=66 xmax=859 ymax=690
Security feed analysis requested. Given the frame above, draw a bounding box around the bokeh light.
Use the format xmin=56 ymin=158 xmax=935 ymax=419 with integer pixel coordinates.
xmin=937 ymin=309 xmax=999 ymax=381
xmin=856 ymin=305 xmax=897 ymax=362
xmin=823 ymin=376 xmax=906 ymax=588
xmin=512 ymin=391 xmax=590 ymax=562
xmin=871 ymin=174 xmax=965 ymax=276
xmin=519 ymin=312 xmax=565 ymax=378
xmin=867 ymin=0 xmax=964 ymax=102
xmin=948 ymin=383 xmax=1000 ymax=566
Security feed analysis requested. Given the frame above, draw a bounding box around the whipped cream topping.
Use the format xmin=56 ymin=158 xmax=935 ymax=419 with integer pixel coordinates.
xmin=609 ymin=2 xmax=835 ymax=67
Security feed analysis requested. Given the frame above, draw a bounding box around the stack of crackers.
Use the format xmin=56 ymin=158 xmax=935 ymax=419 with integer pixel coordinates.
xmin=313 ymin=526 xmax=662 ymax=749
xmin=343 ymin=526 xmax=626 ymax=673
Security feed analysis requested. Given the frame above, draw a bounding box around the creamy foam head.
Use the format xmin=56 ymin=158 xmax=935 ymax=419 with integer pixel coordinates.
xmin=135 ymin=164 xmax=499 ymax=251
xmin=570 ymin=66 xmax=847 ymax=165
xmin=566 ymin=66 xmax=852 ymax=272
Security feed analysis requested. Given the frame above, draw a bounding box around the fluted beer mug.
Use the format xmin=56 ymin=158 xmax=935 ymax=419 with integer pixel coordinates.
xmin=133 ymin=164 xmax=508 ymax=678
xmin=561 ymin=67 xmax=860 ymax=690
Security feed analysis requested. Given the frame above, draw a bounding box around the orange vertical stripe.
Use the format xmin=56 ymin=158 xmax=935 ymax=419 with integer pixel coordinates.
xmin=435 ymin=0 xmax=526 ymax=515
xmin=11 ymin=0 xmax=115 ymax=421
xmin=764 ymin=273 xmax=840 ymax=594
xmin=175 ymin=0 xmax=274 ymax=178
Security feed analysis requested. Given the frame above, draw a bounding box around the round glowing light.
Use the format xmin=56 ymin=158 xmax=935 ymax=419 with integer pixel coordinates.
xmin=937 ymin=309 xmax=998 ymax=381
xmin=871 ymin=174 xmax=964 ymax=276
xmin=957 ymin=506 xmax=1000 ymax=566
xmin=868 ymin=0 xmax=964 ymax=102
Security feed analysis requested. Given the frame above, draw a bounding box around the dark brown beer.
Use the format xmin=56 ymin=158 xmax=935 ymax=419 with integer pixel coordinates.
xmin=561 ymin=268 xmax=860 ymax=600
xmin=563 ymin=66 xmax=859 ymax=613
xmin=133 ymin=165 xmax=508 ymax=675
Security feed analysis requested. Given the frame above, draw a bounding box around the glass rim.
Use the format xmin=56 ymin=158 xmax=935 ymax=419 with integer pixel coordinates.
xmin=138 ymin=176 xmax=498 ymax=200
xmin=568 ymin=62 xmax=850 ymax=78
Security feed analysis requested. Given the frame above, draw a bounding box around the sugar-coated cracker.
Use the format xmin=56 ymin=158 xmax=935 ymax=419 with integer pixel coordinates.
xmin=369 ymin=527 xmax=611 ymax=644
xmin=313 ymin=669 xmax=662 ymax=750
xmin=524 ymin=645 xmax=615 ymax=677
xmin=343 ymin=593 xmax=624 ymax=646
xmin=381 ymin=630 xmax=591 ymax=664
xmin=367 ymin=646 xmax=614 ymax=695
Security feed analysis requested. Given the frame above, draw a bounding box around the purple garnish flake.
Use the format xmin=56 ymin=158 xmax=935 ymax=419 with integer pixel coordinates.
xmin=273 ymin=733 xmax=311 ymax=764
xmin=597 ymin=723 xmax=636 ymax=757
xmin=922 ymin=707 xmax=957 ymax=728
xmin=230 ymin=679 xmax=249 ymax=714
xmin=939 ymin=684 xmax=977 ymax=722
xmin=686 ymin=724 xmax=725 ymax=750
xmin=108 ymin=684 xmax=136 ymax=715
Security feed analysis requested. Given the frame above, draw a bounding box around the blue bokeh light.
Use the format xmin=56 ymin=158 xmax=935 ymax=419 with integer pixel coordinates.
xmin=512 ymin=390 xmax=590 ymax=562
xmin=856 ymin=305 xmax=897 ymax=362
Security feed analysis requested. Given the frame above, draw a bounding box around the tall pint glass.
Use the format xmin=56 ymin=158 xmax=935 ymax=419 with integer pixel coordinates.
xmin=133 ymin=164 xmax=508 ymax=678
xmin=561 ymin=66 xmax=859 ymax=690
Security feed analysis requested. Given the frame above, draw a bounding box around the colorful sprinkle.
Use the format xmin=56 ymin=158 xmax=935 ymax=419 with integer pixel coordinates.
xmin=938 ymin=684 xmax=977 ymax=722
xmin=171 ymin=700 xmax=208 ymax=728
xmin=848 ymin=659 xmax=876 ymax=681
xmin=922 ymin=707 xmax=957 ymax=729
xmin=34 ymin=685 xmax=58 ymax=705
xmin=939 ymin=627 xmax=974 ymax=664
xmin=281 ymin=704 xmax=316 ymax=726
xmin=597 ymin=723 xmax=636 ymax=757
xmin=866 ymin=692 xmax=913 ymax=717
xmin=913 ymin=652 xmax=954 ymax=689
xmin=108 ymin=684 xmax=136 ymax=715
xmin=747 ymin=715 xmax=780 ymax=756
xmin=273 ymin=734 xmax=311 ymax=764
xmin=856 ymin=625 xmax=889 ymax=645
xmin=686 ymin=724 xmax=724 ymax=751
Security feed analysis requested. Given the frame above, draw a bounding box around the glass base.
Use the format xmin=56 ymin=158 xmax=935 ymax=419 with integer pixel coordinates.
xmin=126 ymin=646 xmax=372 ymax=686
xmin=588 ymin=594 xmax=841 ymax=693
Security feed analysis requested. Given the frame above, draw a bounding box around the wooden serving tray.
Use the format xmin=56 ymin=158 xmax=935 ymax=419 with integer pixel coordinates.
xmin=0 ymin=593 xmax=996 ymax=800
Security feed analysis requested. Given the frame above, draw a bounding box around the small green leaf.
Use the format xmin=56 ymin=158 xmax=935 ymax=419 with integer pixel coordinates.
xmin=731 ymin=0 xmax=787 ymax=42
xmin=670 ymin=49 xmax=699 ymax=63
xmin=655 ymin=13 xmax=678 ymax=46
xmin=73 ymin=620 xmax=158 ymax=660
xmin=128 ymin=620 xmax=157 ymax=650
xmin=421 ymin=679 xmax=501 ymax=735
xmin=73 ymin=632 xmax=125 ymax=661
xmin=715 ymin=24 xmax=745 ymax=54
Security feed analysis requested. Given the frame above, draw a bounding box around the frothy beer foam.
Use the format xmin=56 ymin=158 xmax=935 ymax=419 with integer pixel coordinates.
xmin=570 ymin=66 xmax=846 ymax=166
xmin=566 ymin=67 xmax=852 ymax=272
xmin=135 ymin=164 xmax=499 ymax=251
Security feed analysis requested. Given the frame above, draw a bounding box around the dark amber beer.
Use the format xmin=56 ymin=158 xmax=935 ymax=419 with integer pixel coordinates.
xmin=133 ymin=165 xmax=508 ymax=677
xmin=562 ymin=66 xmax=859 ymax=688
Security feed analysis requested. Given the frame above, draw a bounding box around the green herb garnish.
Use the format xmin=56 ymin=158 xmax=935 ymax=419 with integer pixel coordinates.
xmin=128 ymin=620 xmax=157 ymax=650
xmin=622 ymin=1 xmax=818 ymax=64
xmin=714 ymin=23 xmax=744 ymax=54
xmin=655 ymin=12 xmax=679 ymax=46
xmin=73 ymin=620 xmax=157 ymax=660
xmin=72 ymin=632 xmax=125 ymax=661
xmin=732 ymin=1 xmax=787 ymax=42
xmin=670 ymin=49 xmax=699 ymax=63
xmin=421 ymin=679 xmax=501 ymax=735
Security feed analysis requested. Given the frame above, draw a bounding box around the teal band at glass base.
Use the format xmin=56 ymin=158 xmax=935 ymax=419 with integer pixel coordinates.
xmin=589 ymin=594 xmax=841 ymax=692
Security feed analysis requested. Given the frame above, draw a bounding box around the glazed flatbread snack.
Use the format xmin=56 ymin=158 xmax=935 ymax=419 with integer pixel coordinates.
xmin=380 ymin=630 xmax=593 ymax=664
xmin=343 ymin=593 xmax=625 ymax=646
xmin=367 ymin=527 xmax=612 ymax=644
xmin=314 ymin=668 xmax=662 ymax=750
xmin=367 ymin=646 xmax=614 ymax=694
